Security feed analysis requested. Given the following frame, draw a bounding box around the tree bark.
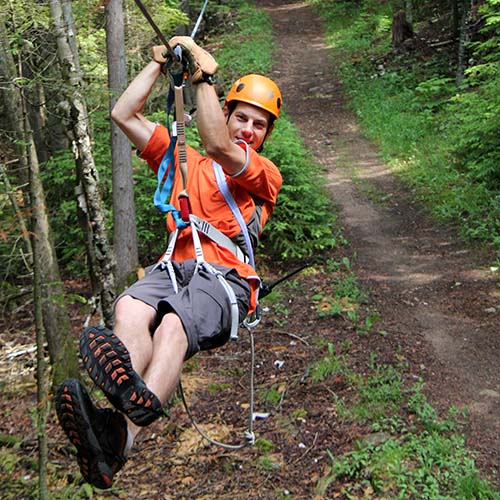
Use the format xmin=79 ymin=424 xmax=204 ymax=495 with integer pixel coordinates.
xmin=106 ymin=0 xmax=139 ymax=293
xmin=31 ymin=181 xmax=49 ymax=500
xmin=49 ymin=0 xmax=116 ymax=325
xmin=392 ymin=10 xmax=414 ymax=48
xmin=456 ymin=0 xmax=474 ymax=86
xmin=0 ymin=16 xmax=79 ymax=386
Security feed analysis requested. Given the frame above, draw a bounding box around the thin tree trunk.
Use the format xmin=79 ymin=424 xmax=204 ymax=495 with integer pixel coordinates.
xmin=106 ymin=0 xmax=138 ymax=293
xmin=456 ymin=0 xmax=474 ymax=86
xmin=49 ymin=0 xmax=116 ymax=325
xmin=31 ymin=186 xmax=49 ymax=500
xmin=0 ymin=161 xmax=32 ymax=263
xmin=405 ymin=0 xmax=413 ymax=26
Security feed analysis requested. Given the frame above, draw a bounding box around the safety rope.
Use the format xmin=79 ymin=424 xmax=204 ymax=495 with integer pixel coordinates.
xmin=179 ymin=324 xmax=256 ymax=450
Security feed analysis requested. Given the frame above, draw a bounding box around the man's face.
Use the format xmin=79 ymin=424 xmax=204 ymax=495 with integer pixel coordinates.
xmin=225 ymin=102 xmax=271 ymax=151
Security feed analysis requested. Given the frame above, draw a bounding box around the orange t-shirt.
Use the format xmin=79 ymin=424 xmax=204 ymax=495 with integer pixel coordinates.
xmin=140 ymin=124 xmax=282 ymax=312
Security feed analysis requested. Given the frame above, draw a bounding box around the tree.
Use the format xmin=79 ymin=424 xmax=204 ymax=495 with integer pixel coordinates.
xmin=31 ymin=157 xmax=49 ymax=500
xmin=0 ymin=15 xmax=79 ymax=386
xmin=391 ymin=9 xmax=413 ymax=48
xmin=456 ymin=0 xmax=475 ymax=85
xmin=49 ymin=0 xmax=116 ymax=325
xmin=106 ymin=0 xmax=139 ymax=292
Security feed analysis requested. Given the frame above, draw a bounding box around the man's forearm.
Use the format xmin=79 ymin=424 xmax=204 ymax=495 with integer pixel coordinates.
xmin=195 ymin=83 xmax=245 ymax=174
xmin=112 ymin=61 xmax=162 ymax=124
xmin=111 ymin=61 xmax=162 ymax=150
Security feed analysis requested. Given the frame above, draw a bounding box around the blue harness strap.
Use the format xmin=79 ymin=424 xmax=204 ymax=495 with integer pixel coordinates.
xmin=153 ymin=132 xmax=189 ymax=229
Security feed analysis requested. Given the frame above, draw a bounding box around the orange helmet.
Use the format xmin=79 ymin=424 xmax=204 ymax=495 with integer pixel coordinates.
xmin=225 ymin=74 xmax=282 ymax=120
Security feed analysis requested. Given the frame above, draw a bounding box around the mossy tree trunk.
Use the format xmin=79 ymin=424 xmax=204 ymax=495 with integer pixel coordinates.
xmin=49 ymin=0 xmax=116 ymax=326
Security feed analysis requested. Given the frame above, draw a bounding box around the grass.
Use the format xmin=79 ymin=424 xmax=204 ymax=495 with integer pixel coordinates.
xmin=312 ymin=352 xmax=500 ymax=499
xmin=303 ymin=253 xmax=499 ymax=497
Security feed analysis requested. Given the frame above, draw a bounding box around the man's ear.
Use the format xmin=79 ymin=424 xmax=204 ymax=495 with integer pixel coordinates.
xmin=223 ymin=105 xmax=229 ymax=120
xmin=265 ymin=124 xmax=274 ymax=139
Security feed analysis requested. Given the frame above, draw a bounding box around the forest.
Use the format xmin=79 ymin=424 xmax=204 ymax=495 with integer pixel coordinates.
xmin=1 ymin=0 xmax=499 ymax=498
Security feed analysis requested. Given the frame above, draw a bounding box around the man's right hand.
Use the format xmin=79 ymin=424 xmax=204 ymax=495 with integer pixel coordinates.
xmin=151 ymin=45 xmax=170 ymax=64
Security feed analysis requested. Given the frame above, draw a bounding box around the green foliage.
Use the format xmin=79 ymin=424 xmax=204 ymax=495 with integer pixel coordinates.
xmin=215 ymin=1 xmax=273 ymax=86
xmin=445 ymin=71 xmax=500 ymax=192
xmin=311 ymin=258 xmax=367 ymax=318
xmin=255 ymin=437 xmax=275 ymax=453
xmin=309 ymin=0 xmax=500 ymax=259
xmin=319 ymin=430 xmax=500 ymax=499
xmin=310 ymin=343 xmax=346 ymax=382
xmin=264 ymin=118 xmax=339 ymax=258
xmin=351 ymin=361 xmax=404 ymax=422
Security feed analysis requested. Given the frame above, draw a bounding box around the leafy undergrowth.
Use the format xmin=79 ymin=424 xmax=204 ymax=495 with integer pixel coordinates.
xmin=309 ymin=0 xmax=500 ymax=262
xmin=1 ymin=251 xmax=498 ymax=499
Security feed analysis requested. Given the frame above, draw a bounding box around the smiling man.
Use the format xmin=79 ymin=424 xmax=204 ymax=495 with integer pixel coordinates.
xmin=55 ymin=37 xmax=282 ymax=489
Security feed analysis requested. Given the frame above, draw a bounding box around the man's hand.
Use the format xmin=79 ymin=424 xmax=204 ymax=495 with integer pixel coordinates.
xmin=151 ymin=36 xmax=219 ymax=83
xmin=151 ymin=45 xmax=170 ymax=64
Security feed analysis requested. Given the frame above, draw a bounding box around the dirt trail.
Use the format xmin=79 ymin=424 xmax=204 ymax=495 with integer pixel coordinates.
xmin=257 ymin=0 xmax=500 ymax=477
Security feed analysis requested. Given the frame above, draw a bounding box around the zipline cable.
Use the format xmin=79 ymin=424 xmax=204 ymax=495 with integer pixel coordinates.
xmin=190 ymin=0 xmax=210 ymax=39
xmin=132 ymin=0 xmax=178 ymax=59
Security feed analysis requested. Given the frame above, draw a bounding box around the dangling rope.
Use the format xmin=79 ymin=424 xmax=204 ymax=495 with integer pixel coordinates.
xmin=179 ymin=326 xmax=256 ymax=450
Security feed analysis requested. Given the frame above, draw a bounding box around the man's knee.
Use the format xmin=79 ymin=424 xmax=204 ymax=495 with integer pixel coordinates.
xmin=115 ymin=295 xmax=156 ymax=328
xmin=155 ymin=313 xmax=188 ymax=350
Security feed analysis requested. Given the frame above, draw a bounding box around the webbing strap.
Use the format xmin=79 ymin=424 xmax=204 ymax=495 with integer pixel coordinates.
xmin=213 ymin=160 xmax=261 ymax=329
xmin=213 ymin=161 xmax=255 ymax=269
xmin=190 ymin=215 xmax=247 ymax=263
xmin=152 ymin=229 xmax=180 ymax=292
xmin=190 ymin=217 xmax=240 ymax=340
xmin=153 ymin=215 xmax=240 ymax=341
xmin=153 ymin=132 xmax=188 ymax=229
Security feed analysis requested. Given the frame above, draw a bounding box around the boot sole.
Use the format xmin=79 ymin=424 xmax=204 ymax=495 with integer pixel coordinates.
xmin=56 ymin=379 xmax=115 ymax=489
xmin=80 ymin=326 xmax=163 ymax=426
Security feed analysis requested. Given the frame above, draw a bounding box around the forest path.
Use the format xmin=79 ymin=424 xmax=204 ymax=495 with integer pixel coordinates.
xmin=257 ymin=0 xmax=500 ymax=478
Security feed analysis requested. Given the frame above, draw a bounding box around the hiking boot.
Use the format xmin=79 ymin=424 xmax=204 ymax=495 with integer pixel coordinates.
xmin=80 ymin=325 xmax=164 ymax=426
xmin=56 ymin=379 xmax=128 ymax=489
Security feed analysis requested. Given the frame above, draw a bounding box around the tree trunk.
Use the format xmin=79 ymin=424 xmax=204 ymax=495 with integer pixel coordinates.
xmin=31 ymin=180 xmax=49 ymax=500
xmin=405 ymin=0 xmax=413 ymax=26
xmin=0 ymin=16 xmax=79 ymax=386
xmin=106 ymin=0 xmax=139 ymax=293
xmin=456 ymin=0 xmax=474 ymax=86
xmin=452 ymin=0 xmax=461 ymax=39
xmin=49 ymin=0 xmax=116 ymax=325
xmin=392 ymin=10 xmax=414 ymax=48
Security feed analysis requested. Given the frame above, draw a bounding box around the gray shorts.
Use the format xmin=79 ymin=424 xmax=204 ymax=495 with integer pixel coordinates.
xmin=116 ymin=259 xmax=250 ymax=359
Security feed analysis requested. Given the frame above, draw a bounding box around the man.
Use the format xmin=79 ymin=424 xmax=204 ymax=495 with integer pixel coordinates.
xmin=56 ymin=37 xmax=282 ymax=489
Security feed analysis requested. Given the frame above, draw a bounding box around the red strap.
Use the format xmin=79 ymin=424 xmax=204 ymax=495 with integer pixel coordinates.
xmin=178 ymin=195 xmax=191 ymax=222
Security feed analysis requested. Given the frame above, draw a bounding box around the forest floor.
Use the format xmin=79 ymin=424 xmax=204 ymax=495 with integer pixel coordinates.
xmin=1 ymin=1 xmax=499 ymax=499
